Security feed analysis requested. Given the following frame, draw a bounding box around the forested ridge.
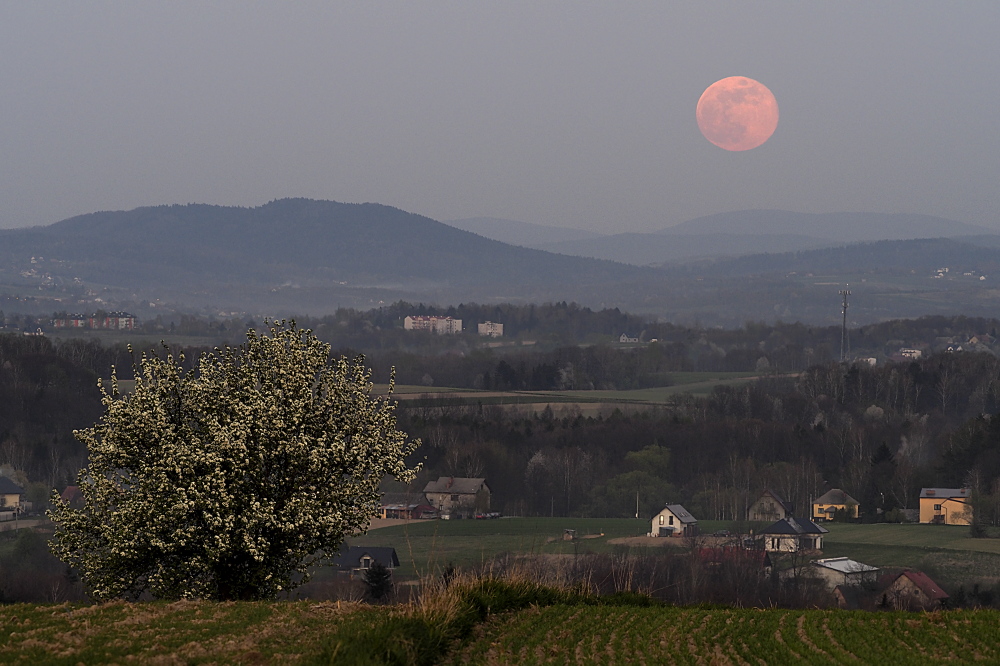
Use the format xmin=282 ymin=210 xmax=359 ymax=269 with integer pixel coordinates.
xmin=400 ymin=352 xmax=1000 ymax=521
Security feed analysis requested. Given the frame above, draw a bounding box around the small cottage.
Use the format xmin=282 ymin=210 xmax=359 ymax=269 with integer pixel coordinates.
xmin=651 ymin=504 xmax=698 ymax=537
xmin=812 ymin=489 xmax=859 ymax=521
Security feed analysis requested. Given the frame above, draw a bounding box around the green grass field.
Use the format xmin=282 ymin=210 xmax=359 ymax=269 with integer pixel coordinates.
xmin=350 ymin=517 xmax=651 ymax=578
xmin=379 ymin=372 xmax=765 ymax=410
xmin=350 ymin=518 xmax=1000 ymax=588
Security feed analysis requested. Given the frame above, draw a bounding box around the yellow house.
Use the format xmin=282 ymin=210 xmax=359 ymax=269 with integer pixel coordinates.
xmin=0 ymin=477 xmax=24 ymax=511
xmin=812 ymin=489 xmax=859 ymax=521
xmin=919 ymin=488 xmax=972 ymax=525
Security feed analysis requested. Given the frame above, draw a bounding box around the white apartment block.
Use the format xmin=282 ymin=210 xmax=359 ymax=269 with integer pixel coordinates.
xmin=478 ymin=321 xmax=504 ymax=337
xmin=404 ymin=315 xmax=463 ymax=334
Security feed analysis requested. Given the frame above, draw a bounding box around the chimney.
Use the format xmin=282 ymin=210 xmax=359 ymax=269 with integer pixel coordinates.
xmin=447 ymin=477 xmax=453 ymax=488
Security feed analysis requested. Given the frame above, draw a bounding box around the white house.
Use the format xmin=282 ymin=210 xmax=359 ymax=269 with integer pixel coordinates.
xmin=651 ymin=504 xmax=698 ymax=537
xmin=619 ymin=333 xmax=639 ymax=343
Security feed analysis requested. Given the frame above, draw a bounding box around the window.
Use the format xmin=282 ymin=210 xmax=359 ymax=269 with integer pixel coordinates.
xmin=669 ymin=515 xmax=674 ymax=526
xmin=658 ymin=515 xmax=664 ymax=526
xmin=450 ymin=494 xmax=459 ymax=502
xmin=934 ymin=504 xmax=942 ymax=511
xmin=361 ymin=557 xmax=372 ymax=569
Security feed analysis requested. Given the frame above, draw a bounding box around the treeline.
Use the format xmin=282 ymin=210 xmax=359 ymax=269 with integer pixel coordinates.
xmin=4 ymin=310 xmax=1000 ymax=519
xmin=399 ymin=351 xmax=1000 ymax=522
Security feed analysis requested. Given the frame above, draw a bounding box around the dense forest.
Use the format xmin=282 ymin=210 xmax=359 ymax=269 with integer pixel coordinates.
xmin=399 ymin=351 xmax=1000 ymax=522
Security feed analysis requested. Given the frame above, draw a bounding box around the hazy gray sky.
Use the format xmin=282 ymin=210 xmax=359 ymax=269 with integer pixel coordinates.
xmin=1 ymin=3 xmax=998 ymax=232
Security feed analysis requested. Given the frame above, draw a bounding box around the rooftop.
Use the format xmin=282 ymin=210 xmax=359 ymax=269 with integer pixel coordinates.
xmin=920 ymin=488 xmax=969 ymax=499
xmin=813 ymin=557 xmax=878 ymax=574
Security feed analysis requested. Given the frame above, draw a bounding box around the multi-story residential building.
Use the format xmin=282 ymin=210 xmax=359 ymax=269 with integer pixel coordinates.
xmin=477 ymin=321 xmax=504 ymax=337
xmin=404 ymin=315 xmax=462 ymax=334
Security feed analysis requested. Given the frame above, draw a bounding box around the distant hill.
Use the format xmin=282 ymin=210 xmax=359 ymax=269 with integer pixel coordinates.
xmin=659 ymin=210 xmax=990 ymax=242
xmin=0 ymin=200 xmax=649 ymax=311
xmin=534 ymin=232 xmax=828 ymax=265
xmin=443 ymin=217 xmax=605 ymax=247
xmin=697 ymin=237 xmax=1000 ymax=277
xmin=535 ymin=210 xmax=993 ymax=266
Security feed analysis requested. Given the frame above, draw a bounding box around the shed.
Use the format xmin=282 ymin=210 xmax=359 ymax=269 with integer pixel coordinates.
xmin=332 ymin=547 xmax=400 ymax=576
xmin=812 ymin=557 xmax=879 ymax=590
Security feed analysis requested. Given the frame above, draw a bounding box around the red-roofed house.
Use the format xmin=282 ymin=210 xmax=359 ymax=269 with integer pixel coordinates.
xmin=880 ymin=570 xmax=949 ymax=610
xmin=60 ymin=485 xmax=85 ymax=509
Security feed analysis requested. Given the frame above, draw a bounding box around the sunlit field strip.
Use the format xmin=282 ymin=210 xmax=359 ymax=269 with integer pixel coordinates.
xmin=443 ymin=606 xmax=1000 ymax=665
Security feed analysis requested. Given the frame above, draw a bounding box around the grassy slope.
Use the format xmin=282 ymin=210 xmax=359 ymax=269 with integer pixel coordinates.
xmin=8 ymin=587 xmax=1000 ymax=665
xmin=0 ymin=599 xmax=380 ymax=665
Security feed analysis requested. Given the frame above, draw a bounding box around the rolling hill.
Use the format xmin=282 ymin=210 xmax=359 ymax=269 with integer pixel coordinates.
xmin=0 ymin=199 xmax=649 ymax=310
xmin=443 ymin=217 xmax=605 ymax=247
xmin=533 ymin=210 xmax=994 ymax=266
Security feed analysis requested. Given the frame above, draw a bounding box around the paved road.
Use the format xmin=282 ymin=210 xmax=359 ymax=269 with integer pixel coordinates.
xmin=0 ymin=518 xmax=45 ymax=532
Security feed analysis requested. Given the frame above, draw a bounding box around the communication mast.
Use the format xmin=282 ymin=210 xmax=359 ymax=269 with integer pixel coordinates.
xmin=839 ymin=286 xmax=851 ymax=362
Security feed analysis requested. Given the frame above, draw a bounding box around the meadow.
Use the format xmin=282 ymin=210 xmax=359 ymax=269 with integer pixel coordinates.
xmin=372 ymin=371 xmax=765 ymax=414
xmin=350 ymin=518 xmax=1000 ymax=589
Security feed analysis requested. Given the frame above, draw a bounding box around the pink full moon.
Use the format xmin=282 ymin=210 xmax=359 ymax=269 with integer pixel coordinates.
xmin=696 ymin=76 xmax=779 ymax=151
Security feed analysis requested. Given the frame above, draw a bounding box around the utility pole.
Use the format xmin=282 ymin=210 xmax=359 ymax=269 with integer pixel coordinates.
xmin=839 ymin=286 xmax=851 ymax=362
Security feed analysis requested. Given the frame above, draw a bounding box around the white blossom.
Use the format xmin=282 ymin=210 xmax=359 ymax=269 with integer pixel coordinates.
xmin=48 ymin=321 xmax=418 ymax=601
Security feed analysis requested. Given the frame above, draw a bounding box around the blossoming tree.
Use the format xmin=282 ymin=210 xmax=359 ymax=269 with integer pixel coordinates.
xmin=49 ymin=321 xmax=418 ymax=601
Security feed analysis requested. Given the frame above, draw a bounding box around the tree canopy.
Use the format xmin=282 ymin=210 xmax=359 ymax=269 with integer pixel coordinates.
xmin=48 ymin=321 xmax=418 ymax=601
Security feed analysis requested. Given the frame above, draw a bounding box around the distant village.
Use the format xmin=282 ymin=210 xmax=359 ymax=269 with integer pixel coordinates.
xmin=345 ymin=478 xmax=969 ymax=610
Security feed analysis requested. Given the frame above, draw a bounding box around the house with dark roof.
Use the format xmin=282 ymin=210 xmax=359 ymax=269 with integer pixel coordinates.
xmin=748 ymin=489 xmax=794 ymax=522
xmin=0 ymin=477 xmax=24 ymax=511
xmin=879 ymin=570 xmax=949 ymax=610
xmin=811 ymin=489 xmax=859 ymax=521
xmin=919 ymin=488 xmax=972 ymax=525
xmin=651 ymin=504 xmax=699 ymax=537
xmin=760 ymin=516 xmax=828 ymax=552
xmin=332 ymin=547 xmax=400 ymax=577
xmin=422 ymin=477 xmax=490 ymax=518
